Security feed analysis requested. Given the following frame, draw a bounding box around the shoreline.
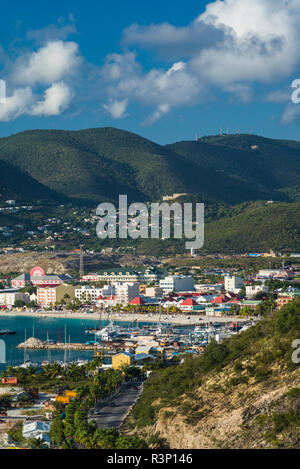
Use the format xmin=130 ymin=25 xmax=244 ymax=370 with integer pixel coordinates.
xmin=0 ymin=310 xmax=252 ymax=325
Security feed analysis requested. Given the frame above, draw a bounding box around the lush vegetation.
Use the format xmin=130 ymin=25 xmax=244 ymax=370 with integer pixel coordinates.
xmin=169 ymin=133 xmax=300 ymax=203
xmin=50 ymin=400 xmax=147 ymax=449
xmin=204 ymin=201 xmax=300 ymax=252
xmin=1 ymin=360 xmax=147 ymax=449
xmin=1 ymin=128 xmax=300 ymax=253
xmin=0 ymin=128 xmax=300 ymax=205
xmin=130 ymin=297 xmax=300 ymax=435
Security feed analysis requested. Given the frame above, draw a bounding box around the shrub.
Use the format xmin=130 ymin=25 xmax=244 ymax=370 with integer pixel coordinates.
xmin=254 ymin=367 xmax=271 ymax=383
xmin=275 ymin=299 xmax=300 ymax=334
xmin=286 ymin=387 xmax=300 ymax=399
xmin=229 ymin=375 xmax=249 ymax=386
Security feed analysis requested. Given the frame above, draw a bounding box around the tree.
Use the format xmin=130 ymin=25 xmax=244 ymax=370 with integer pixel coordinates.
xmin=14 ymin=300 xmax=26 ymax=308
xmin=239 ymin=306 xmax=253 ymax=317
xmin=115 ymin=435 xmax=148 ymax=449
xmin=50 ymin=416 xmax=65 ymax=448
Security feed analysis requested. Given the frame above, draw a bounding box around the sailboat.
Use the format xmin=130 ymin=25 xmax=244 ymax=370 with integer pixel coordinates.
xmin=95 ymin=301 xmax=123 ymax=341
xmin=19 ymin=329 xmax=33 ymax=368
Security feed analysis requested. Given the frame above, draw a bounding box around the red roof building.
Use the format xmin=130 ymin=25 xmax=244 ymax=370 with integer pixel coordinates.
xmin=130 ymin=296 xmax=146 ymax=305
xmin=179 ymin=298 xmax=201 ymax=311
xmin=211 ymin=294 xmax=228 ymax=304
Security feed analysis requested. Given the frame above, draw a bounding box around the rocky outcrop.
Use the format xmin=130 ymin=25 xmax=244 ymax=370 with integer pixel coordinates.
xmin=130 ymin=367 xmax=300 ymax=449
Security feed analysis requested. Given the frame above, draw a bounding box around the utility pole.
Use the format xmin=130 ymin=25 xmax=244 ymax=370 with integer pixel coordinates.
xmin=79 ymin=245 xmax=84 ymax=277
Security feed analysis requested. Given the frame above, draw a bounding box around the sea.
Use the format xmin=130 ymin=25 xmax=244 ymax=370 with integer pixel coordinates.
xmin=0 ymin=315 xmax=156 ymax=370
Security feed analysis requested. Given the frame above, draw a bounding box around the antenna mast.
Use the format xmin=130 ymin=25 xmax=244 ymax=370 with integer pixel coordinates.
xmin=79 ymin=245 xmax=84 ymax=277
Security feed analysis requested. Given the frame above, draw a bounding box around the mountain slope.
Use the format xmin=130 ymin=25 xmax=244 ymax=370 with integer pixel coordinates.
xmin=0 ymin=128 xmax=192 ymax=204
xmin=0 ymin=160 xmax=66 ymax=204
xmin=167 ymin=134 xmax=300 ymax=202
xmin=0 ymin=128 xmax=299 ymax=205
xmin=126 ymin=299 xmax=300 ymax=449
xmin=204 ymin=201 xmax=300 ymax=252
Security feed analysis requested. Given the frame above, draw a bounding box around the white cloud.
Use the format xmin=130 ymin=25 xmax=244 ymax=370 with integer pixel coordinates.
xmin=122 ymin=20 xmax=224 ymax=59
xmin=98 ymin=0 xmax=300 ymax=123
xmin=0 ymin=87 xmax=33 ymax=121
xmin=103 ymin=98 xmax=128 ymax=119
xmin=101 ymin=52 xmax=141 ymax=82
xmin=27 ymin=17 xmax=77 ymax=44
xmin=13 ymin=40 xmax=81 ymax=86
xmin=265 ymin=89 xmax=291 ymax=103
xmin=224 ymin=84 xmax=253 ymax=103
xmin=142 ymin=104 xmax=170 ymax=125
xmin=0 ymin=35 xmax=82 ymax=121
xmin=2 ymin=2 xmax=300 ymax=125
xmin=281 ymin=104 xmax=300 ymax=124
xmin=101 ymin=55 xmax=201 ymax=123
xmin=30 ymin=82 xmax=72 ymax=116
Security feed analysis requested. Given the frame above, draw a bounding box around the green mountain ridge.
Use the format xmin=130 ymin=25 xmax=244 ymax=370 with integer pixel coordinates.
xmin=0 ymin=159 xmax=67 ymax=204
xmin=204 ymin=201 xmax=300 ymax=252
xmin=0 ymin=127 xmax=299 ymax=253
xmin=0 ymin=128 xmax=299 ymax=205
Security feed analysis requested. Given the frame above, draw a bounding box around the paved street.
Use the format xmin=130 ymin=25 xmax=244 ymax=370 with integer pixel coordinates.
xmin=88 ymin=382 xmax=142 ymax=430
xmin=1 ymin=392 xmax=55 ymax=422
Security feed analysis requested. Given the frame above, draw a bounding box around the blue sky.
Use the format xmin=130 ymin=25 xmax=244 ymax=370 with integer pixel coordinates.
xmin=0 ymin=0 xmax=300 ymax=144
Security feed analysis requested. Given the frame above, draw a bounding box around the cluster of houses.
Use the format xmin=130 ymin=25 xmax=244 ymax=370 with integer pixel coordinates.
xmin=0 ymin=265 xmax=298 ymax=313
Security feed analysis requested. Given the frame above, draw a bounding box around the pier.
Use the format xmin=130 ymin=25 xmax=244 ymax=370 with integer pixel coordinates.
xmin=17 ymin=337 xmax=125 ymax=352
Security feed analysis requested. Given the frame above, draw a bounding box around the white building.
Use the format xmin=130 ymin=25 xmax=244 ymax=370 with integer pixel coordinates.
xmin=224 ymin=275 xmax=244 ymax=293
xmin=115 ymin=282 xmax=140 ymax=306
xmin=159 ymin=275 xmax=194 ymax=295
xmin=245 ymin=284 xmax=268 ymax=299
xmin=0 ymin=289 xmax=29 ymax=307
xmin=81 ymin=267 xmax=160 ymax=285
xmin=145 ymin=286 xmax=164 ymax=298
xmin=258 ymin=269 xmax=288 ymax=279
xmin=75 ymin=285 xmax=115 ymax=303
xmin=195 ymin=283 xmax=223 ymax=293
xmin=22 ymin=421 xmax=51 ymax=446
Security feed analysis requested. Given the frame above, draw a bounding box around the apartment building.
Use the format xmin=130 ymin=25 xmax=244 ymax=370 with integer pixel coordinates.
xmin=80 ymin=267 xmax=162 ymax=285
xmin=245 ymin=284 xmax=268 ymax=299
xmin=75 ymin=285 xmax=114 ymax=302
xmin=159 ymin=275 xmax=194 ymax=295
xmin=115 ymin=282 xmax=140 ymax=306
xmin=277 ymin=290 xmax=300 ymax=308
xmin=37 ymin=284 xmax=75 ymax=308
xmin=224 ymin=275 xmax=244 ymax=293
xmin=145 ymin=286 xmax=164 ymax=298
xmin=0 ymin=289 xmax=29 ymax=307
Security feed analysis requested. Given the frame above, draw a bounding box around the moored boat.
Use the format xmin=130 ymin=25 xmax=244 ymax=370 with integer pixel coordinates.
xmin=0 ymin=329 xmax=17 ymax=335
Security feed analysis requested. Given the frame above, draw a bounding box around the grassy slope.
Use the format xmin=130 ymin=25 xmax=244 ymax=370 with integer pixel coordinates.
xmin=204 ymin=201 xmax=300 ymax=252
xmin=0 ymin=128 xmax=299 ymax=204
xmin=0 ymin=160 xmax=66 ymax=203
xmin=168 ymin=134 xmax=300 ymax=201
xmin=126 ymin=299 xmax=300 ymax=449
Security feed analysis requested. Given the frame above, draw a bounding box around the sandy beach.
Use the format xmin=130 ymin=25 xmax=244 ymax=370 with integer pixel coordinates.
xmin=0 ymin=310 xmax=251 ymax=325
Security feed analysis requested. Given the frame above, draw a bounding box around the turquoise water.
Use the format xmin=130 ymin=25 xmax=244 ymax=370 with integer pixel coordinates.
xmin=0 ymin=315 xmax=152 ymax=370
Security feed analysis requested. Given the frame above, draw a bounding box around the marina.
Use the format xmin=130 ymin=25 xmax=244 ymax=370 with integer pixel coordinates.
xmin=0 ymin=314 xmax=259 ymax=370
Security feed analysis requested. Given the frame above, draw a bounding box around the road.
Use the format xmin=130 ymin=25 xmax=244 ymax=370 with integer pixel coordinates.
xmin=1 ymin=392 xmax=55 ymax=422
xmin=88 ymin=382 xmax=142 ymax=430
